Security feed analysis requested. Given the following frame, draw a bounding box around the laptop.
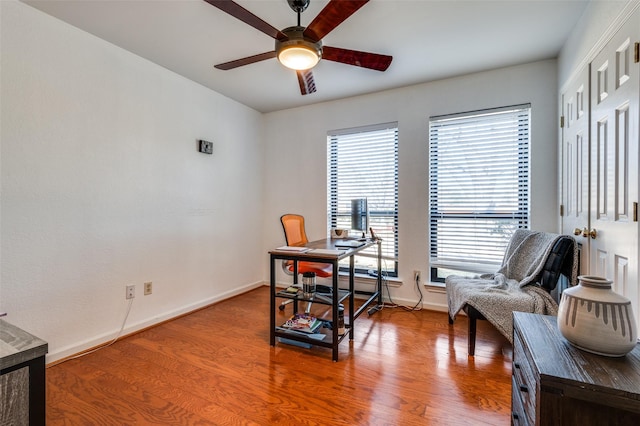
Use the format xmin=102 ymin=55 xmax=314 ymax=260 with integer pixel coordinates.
xmin=334 ymin=240 xmax=366 ymax=248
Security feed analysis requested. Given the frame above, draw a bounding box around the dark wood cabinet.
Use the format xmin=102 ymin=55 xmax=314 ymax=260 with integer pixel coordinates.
xmin=0 ymin=320 xmax=48 ymax=426
xmin=512 ymin=312 xmax=640 ymax=425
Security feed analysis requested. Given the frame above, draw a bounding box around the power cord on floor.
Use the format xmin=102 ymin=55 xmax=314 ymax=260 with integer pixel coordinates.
xmin=403 ymin=272 xmax=423 ymax=311
xmin=64 ymin=297 xmax=134 ymax=362
xmin=379 ymin=265 xmax=423 ymax=311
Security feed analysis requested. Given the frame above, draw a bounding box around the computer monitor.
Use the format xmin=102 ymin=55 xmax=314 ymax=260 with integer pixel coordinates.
xmin=350 ymin=198 xmax=369 ymax=239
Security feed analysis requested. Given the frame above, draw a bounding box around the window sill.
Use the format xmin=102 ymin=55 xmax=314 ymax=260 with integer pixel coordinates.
xmin=424 ymin=281 xmax=446 ymax=292
xmin=337 ymin=271 xmax=402 ymax=287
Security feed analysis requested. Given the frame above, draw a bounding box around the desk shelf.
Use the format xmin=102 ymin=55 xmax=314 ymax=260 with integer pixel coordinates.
xmin=275 ymin=289 xmax=351 ymax=305
xmin=275 ymin=324 xmax=351 ymax=346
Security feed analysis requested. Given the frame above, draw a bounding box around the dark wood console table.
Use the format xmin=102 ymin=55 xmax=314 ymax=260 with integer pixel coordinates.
xmin=1 ymin=319 xmax=48 ymax=425
xmin=512 ymin=312 xmax=640 ymax=425
xmin=269 ymin=238 xmax=382 ymax=361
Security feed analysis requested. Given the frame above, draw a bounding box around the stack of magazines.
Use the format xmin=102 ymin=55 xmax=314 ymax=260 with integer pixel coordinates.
xmin=280 ymin=313 xmax=322 ymax=333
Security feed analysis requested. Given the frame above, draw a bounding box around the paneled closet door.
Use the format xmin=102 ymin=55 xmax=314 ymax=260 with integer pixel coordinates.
xmin=589 ymin=11 xmax=639 ymax=331
xmin=560 ymin=65 xmax=590 ymax=274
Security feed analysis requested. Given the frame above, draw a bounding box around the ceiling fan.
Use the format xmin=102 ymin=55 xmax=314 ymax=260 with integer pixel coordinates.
xmin=204 ymin=0 xmax=393 ymax=95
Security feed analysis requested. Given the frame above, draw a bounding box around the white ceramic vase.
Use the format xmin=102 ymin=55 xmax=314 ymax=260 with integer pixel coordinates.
xmin=557 ymin=275 xmax=637 ymax=357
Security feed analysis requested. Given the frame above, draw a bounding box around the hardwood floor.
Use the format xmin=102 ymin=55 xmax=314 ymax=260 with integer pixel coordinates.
xmin=46 ymin=286 xmax=513 ymax=425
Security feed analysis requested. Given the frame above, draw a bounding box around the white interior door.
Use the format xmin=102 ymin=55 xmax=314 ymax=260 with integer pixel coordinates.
xmin=589 ymin=11 xmax=639 ymax=331
xmin=560 ymin=65 xmax=590 ymax=274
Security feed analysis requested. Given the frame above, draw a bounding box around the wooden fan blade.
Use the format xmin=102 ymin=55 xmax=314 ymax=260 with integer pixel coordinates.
xmin=322 ymin=46 xmax=392 ymax=71
xmin=296 ymin=69 xmax=317 ymax=95
xmin=203 ymin=0 xmax=287 ymax=40
xmin=303 ymin=0 xmax=369 ymax=41
xmin=214 ymin=51 xmax=277 ymax=70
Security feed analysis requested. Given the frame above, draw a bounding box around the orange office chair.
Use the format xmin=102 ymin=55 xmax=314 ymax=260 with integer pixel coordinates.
xmin=279 ymin=214 xmax=332 ymax=311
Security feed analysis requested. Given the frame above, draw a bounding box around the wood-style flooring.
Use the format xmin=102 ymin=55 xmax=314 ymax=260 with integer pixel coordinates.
xmin=46 ymin=286 xmax=513 ymax=425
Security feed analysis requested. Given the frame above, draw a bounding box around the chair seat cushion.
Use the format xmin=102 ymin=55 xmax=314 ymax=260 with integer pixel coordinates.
xmin=285 ymin=261 xmax=332 ymax=278
xmin=446 ymin=274 xmax=559 ymax=343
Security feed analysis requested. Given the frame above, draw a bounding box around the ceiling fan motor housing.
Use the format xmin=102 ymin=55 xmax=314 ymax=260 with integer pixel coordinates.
xmin=275 ymin=26 xmax=323 ymax=65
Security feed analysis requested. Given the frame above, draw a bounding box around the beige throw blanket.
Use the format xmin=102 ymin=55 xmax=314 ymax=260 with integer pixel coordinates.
xmin=446 ymin=229 xmax=577 ymax=343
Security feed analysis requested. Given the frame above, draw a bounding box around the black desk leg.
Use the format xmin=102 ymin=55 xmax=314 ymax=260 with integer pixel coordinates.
xmin=332 ymin=261 xmax=340 ymax=362
xmin=349 ymin=255 xmax=355 ymax=341
xmin=366 ymin=240 xmax=384 ymax=316
xmin=270 ymin=254 xmax=276 ymax=346
xmin=29 ymin=356 xmax=46 ymax=426
xmin=377 ymin=240 xmax=383 ymax=305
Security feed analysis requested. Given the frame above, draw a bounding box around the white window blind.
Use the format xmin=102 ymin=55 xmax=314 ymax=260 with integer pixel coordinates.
xmin=429 ymin=105 xmax=530 ymax=278
xmin=328 ymin=123 xmax=399 ymax=276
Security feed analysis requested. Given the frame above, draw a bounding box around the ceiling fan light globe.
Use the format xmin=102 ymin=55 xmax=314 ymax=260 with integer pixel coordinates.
xmin=278 ymin=46 xmax=320 ymax=70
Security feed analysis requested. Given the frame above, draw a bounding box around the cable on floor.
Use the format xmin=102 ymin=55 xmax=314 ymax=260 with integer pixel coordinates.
xmin=380 ymin=264 xmax=423 ymax=311
xmin=63 ymin=297 xmax=134 ymax=362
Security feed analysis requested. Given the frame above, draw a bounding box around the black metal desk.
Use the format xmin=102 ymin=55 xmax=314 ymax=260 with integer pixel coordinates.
xmin=269 ymin=238 xmax=382 ymax=361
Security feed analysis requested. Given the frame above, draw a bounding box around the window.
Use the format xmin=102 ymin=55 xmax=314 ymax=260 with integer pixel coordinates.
xmin=429 ymin=105 xmax=530 ymax=282
xmin=328 ymin=123 xmax=399 ymax=276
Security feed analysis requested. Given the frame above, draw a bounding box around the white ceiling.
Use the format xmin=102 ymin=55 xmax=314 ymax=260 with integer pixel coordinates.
xmin=22 ymin=0 xmax=591 ymax=113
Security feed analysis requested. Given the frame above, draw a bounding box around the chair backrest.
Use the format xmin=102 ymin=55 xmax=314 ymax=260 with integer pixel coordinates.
xmin=536 ymin=235 xmax=575 ymax=303
xmin=279 ymin=214 xmax=333 ymax=278
xmin=280 ymin=214 xmax=308 ymax=246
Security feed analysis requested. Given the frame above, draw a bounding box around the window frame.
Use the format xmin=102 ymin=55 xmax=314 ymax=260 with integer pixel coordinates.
xmin=327 ymin=122 xmax=399 ymax=277
xmin=428 ymin=104 xmax=531 ymax=282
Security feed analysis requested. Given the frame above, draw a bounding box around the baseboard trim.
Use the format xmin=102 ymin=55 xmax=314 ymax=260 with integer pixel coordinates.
xmin=46 ymin=281 xmax=264 ymax=366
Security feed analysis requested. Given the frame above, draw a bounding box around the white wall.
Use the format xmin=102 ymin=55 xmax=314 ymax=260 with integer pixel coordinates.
xmin=1 ymin=0 xmax=597 ymax=361
xmin=262 ymin=60 xmax=559 ymax=310
xmin=0 ymin=1 xmax=265 ymax=362
xmin=558 ymin=0 xmax=633 ymax=88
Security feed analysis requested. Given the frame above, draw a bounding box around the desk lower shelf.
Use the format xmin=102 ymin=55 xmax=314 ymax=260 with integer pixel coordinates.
xmin=275 ymin=289 xmax=350 ymax=305
xmin=274 ymin=324 xmax=350 ymax=348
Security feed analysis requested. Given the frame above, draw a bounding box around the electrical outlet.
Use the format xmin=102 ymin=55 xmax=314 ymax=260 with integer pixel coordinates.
xmin=126 ymin=285 xmax=135 ymax=300
xmin=144 ymin=281 xmax=153 ymax=295
xmin=413 ymin=270 xmax=421 ymax=283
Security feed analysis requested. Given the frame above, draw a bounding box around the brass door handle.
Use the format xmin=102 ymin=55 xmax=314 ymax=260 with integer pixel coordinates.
xmin=575 ymin=227 xmax=597 ymax=239
xmin=584 ymin=228 xmax=597 ymax=239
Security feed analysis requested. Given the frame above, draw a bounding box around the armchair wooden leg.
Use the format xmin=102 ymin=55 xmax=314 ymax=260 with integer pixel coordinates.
xmin=468 ymin=316 xmax=476 ymax=357
xmin=448 ymin=313 xmax=454 ymax=324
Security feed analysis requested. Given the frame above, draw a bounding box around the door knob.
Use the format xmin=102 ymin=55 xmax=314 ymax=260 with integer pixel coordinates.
xmin=574 ymin=228 xmax=583 ymax=236
xmin=582 ymin=228 xmax=597 ymax=239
